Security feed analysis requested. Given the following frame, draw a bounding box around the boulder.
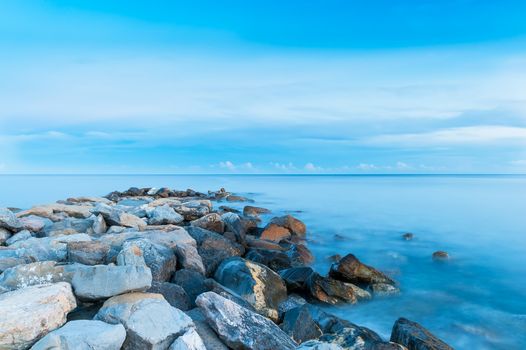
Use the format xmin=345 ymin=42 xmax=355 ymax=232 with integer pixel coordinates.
xmin=0 ymin=207 xmax=22 ymax=231
xmin=0 ymin=228 xmax=11 ymax=245
xmin=287 ymin=244 xmax=314 ymax=266
xmin=186 ymin=227 xmax=244 ymax=276
xmin=168 ymin=328 xmax=206 ymax=350
xmin=243 ymin=206 xmax=271 ymax=217
xmin=95 ymin=292 xmax=194 ymax=350
xmin=18 ymin=215 xmax=51 ymax=232
xmin=117 ymin=239 xmax=177 ymax=282
xmin=226 ymin=195 xmax=250 ymax=202
xmin=305 ymin=273 xmax=360 ymax=304
xmin=196 ymin=292 xmax=297 ymax=350
xmin=0 ymin=261 xmax=69 ymax=290
xmin=148 ymin=282 xmax=192 ymax=311
xmin=246 ymin=236 xmax=287 ymax=251
xmin=172 ymin=269 xmax=208 ymax=307
xmin=42 ymin=217 xmax=95 ymax=236
xmin=190 ymin=213 xmax=224 ymax=233
xmin=174 ymin=205 xmax=209 ymax=221
xmin=149 ymin=198 xmax=182 ymax=208
xmin=67 ymin=241 xmax=110 ymax=265
xmin=279 ymin=267 xmax=314 ymax=291
xmin=148 ymin=205 xmax=184 ymax=225
xmin=31 ymin=320 xmax=126 ymax=350
xmin=259 ymin=224 xmax=291 ymax=242
xmin=329 ymin=254 xmax=396 ymax=287
xmin=92 ymin=214 xmax=107 ymax=235
xmin=278 ymin=294 xmax=307 ymax=321
xmin=371 ymin=283 xmax=400 ymax=296
xmin=175 ymin=243 xmax=206 ymax=275
xmin=214 ymin=257 xmax=287 ymax=321
xmin=320 ymin=327 xmax=389 ymax=350
xmin=282 ymin=304 xmax=323 ymax=343
xmin=297 ymin=340 xmax=344 ymax=349
xmin=390 ymin=318 xmax=453 ymax=350
xmin=92 ymin=204 xmax=146 ymax=229
xmin=0 ymin=282 xmax=76 ymax=349
xmin=66 ymin=196 xmax=112 ymax=205
xmin=5 ymin=230 xmax=32 ymax=245
xmin=185 ymin=308 xmax=229 ymax=350
xmin=269 ymin=215 xmax=306 ymax=237
xmin=220 ymin=213 xmax=249 ymax=245
xmin=203 ymin=278 xmax=256 ymax=312
xmin=18 ymin=204 xmax=93 ymax=220
xmin=7 ymin=234 xmax=92 ymax=263
xmin=432 ymin=251 xmax=449 ymax=261
xmin=245 ymin=248 xmax=292 ymax=271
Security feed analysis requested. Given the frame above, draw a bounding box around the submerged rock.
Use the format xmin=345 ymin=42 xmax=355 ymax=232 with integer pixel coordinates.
xmin=196 ymin=292 xmax=297 ymax=350
xmin=243 ymin=205 xmax=271 ymax=216
xmin=402 ymin=233 xmax=414 ymax=241
xmin=0 ymin=282 xmax=77 ymax=350
xmin=31 ymin=320 xmax=126 ymax=350
xmin=95 ymin=292 xmax=194 ymax=350
xmin=213 ymin=257 xmax=287 ymax=321
xmin=390 ymin=318 xmax=453 ymax=350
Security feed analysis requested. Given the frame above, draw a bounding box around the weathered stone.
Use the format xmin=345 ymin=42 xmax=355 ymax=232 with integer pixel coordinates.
xmin=218 ymin=205 xmax=240 ymax=214
xmin=329 ymin=254 xmax=395 ymax=287
xmin=174 ymin=205 xmax=209 ymax=221
xmin=260 ymin=223 xmax=291 ymax=242
xmin=305 ymin=272 xmax=358 ymax=304
xmin=0 ymin=207 xmax=22 ymax=231
xmin=279 ymin=267 xmax=314 ymax=291
xmin=371 ymin=283 xmax=400 ymax=296
xmin=282 ymin=304 xmax=323 ymax=343
xmin=246 ymin=236 xmax=287 ymax=250
xmin=185 ymin=308 xmax=229 ymax=350
xmin=220 ymin=213 xmax=249 ymax=245
xmin=18 ymin=204 xmax=93 ymax=220
xmin=117 ymin=241 xmax=147 ymax=266
xmin=319 ymin=326 xmax=384 ymax=350
xmin=0 ymin=228 xmax=11 ymax=245
xmin=67 ymin=196 xmax=112 ymax=205
xmin=297 ymin=340 xmax=344 ymax=350
xmin=92 ymin=214 xmax=107 ymax=235
xmin=225 ymin=195 xmax=250 ymax=202
xmin=190 ymin=213 xmax=224 ymax=233
xmin=92 ymin=203 xmax=146 ymax=229
xmin=43 ymin=217 xmax=95 ymax=236
xmin=203 ymin=278 xmax=256 ymax=312
xmin=287 ymin=244 xmax=314 ymax=266
xmin=168 ymin=328 xmax=206 ymax=350
xmin=278 ymin=294 xmax=307 ymax=321
xmin=148 ymin=205 xmax=184 ymax=225
xmin=8 ymin=234 xmax=92 ymax=262
xmin=243 ymin=206 xmax=271 ymax=217
xmin=95 ymin=292 xmax=194 ymax=350
xmin=172 ymin=269 xmax=208 ymax=307
xmin=149 ymin=198 xmax=183 ymax=208
xmin=148 ymin=281 xmax=192 ymax=311
xmin=214 ymin=257 xmax=287 ymax=321
xmin=0 ymin=261 xmax=68 ymax=290
xmin=118 ymin=239 xmax=177 ymax=282
xmin=196 ymin=292 xmax=297 ymax=350
xmin=31 ymin=320 xmax=126 ymax=350
xmin=186 ymin=227 xmax=244 ymax=276
xmin=269 ymin=215 xmax=306 ymax=236
xmin=18 ymin=215 xmax=52 ymax=233
xmin=245 ymin=248 xmax=292 ymax=271
xmin=5 ymin=230 xmax=32 ymax=245
xmin=67 ymin=241 xmax=110 ymax=265
xmin=175 ymin=243 xmax=206 ymax=275
xmin=390 ymin=318 xmax=453 ymax=350
xmin=0 ymin=282 xmax=77 ymax=350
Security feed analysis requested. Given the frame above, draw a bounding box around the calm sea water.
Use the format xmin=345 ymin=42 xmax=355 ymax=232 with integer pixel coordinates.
xmin=1 ymin=174 xmax=525 ymax=349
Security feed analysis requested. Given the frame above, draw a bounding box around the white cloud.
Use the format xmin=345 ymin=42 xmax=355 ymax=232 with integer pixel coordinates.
xmin=304 ymin=162 xmax=322 ymax=171
xmin=357 ymin=163 xmax=377 ymax=170
xmin=218 ymin=161 xmax=236 ymax=170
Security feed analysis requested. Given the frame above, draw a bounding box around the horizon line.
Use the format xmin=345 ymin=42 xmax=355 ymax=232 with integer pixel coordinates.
xmin=1 ymin=173 xmax=525 ymax=177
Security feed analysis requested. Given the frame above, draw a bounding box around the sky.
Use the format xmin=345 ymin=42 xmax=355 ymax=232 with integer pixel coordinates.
xmin=1 ymin=0 xmax=526 ymax=174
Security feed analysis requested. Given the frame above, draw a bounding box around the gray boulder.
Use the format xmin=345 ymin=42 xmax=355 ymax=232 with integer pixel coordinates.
xmin=172 ymin=269 xmax=208 ymax=307
xmin=31 ymin=320 xmax=126 ymax=350
xmin=297 ymin=340 xmax=344 ymax=350
xmin=214 ymin=257 xmax=287 ymax=321
xmin=190 ymin=213 xmax=224 ymax=233
xmin=0 ymin=282 xmax=77 ymax=350
xmin=5 ymin=230 xmax=32 ymax=245
xmin=390 ymin=318 xmax=452 ymax=350
xmin=18 ymin=215 xmax=52 ymax=233
xmin=95 ymin=292 xmax=194 ymax=350
xmin=185 ymin=308 xmax=228 ymax=350
xmin=148 ymin=205 xmax=184 ymax=225
xmin=0 ymin=207 xmax=22 ymax=232
xmin=92 ymin=203 xmax=146 ymax=229
xmin=175 ymin=243 xmax=206 ymax=275
xmin=168 ymin=328 xmax=206 ymax=350
xmin=148 ymin=282 xmax=192 ymax=311
xmin=196 ymin=292 xmax=297 ymax=350
xmin=67 ymin=241 xmax=110 ymax=265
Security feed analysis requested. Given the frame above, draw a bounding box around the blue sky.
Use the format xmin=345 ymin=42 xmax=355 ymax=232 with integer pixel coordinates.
xmin=1 ymin=0 xmax=526 ymax=174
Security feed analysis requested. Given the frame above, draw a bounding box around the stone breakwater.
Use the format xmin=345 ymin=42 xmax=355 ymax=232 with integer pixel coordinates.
xmin=0 ymin=186 xmax=453 ymax=350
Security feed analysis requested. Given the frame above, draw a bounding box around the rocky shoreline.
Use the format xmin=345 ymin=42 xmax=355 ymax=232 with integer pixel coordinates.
xmin=0 ymin=186 xmax=453 ymax=350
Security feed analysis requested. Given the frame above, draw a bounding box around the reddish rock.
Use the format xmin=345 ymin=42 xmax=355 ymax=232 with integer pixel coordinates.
xmin=260 ymin=224 xmax=291 ymax=242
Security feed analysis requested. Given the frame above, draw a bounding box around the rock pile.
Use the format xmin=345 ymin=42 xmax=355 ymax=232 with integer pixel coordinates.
xmin=0 ymin=186 xmax=452 ymax=349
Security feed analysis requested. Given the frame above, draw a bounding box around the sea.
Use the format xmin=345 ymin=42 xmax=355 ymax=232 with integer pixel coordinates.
xmin=1 ymin=174 xmax=525 ymax=349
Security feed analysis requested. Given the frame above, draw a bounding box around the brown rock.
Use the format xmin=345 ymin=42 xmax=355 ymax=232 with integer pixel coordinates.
xmin=270 ymin=215 xmax=306 ymax=236
xmin=243 ymin=206 xmax=271 ymax=216
xmin=260 ymin=223 xmax=291 ymax=242
xmin=329 ymin=254 xmax=395 ymax=287
xmin=390 ymin=318 xmax=453 ymax=350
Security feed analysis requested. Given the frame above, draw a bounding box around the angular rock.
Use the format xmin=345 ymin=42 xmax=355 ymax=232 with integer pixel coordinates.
xmin=245 ymin=248 xmax=292 ymax=271
xmin=243 ymin=205 xmax=271 ymax=217
xmin=43 ymin=217 xmax=95 ymax=236
xmin=220 ymin=213 xmax=249 ymax=245
xmin=0 ymin=228 xmax=11 ymax=245
xmin=196 ymin=292 xmax=297 ymax=350
xmin=279 ymin=267 xmax=314 ymax=291
xmin=278 ymin=294 xmax=307 ymax=321
xmin=18 ymin=215 xmax=51 ymax=233
xmin=175 ymin=243 xmax=206 ymax=275
xmin=174 ymin=205 xmax=209 ymax=221
xmin=168 ymin=328 xmax=206 ymax=350
xmin=297 ymin=340 xmax=344 ymax=350
xmin=149 ymin=198 xmax=183 ymax=208
xmin=214 ymin=257 xmax=287 ymax=321
xmin=269 ymin=215 xmax=306 ymax=237
xmin=190 ymin=213 xmax=224 ymax=233
xmin=287 ymin=244 xmax=314 ymax=266
xmin=0 ymin=261 xmax=68 ymax=290
xmin=92 ymin=214 xmax=107 ymax=235
xmin=118 ymin=239 xmax=177 ymax=282
xmin=203 ymin=278 xmax=256 ymax=312
xmin=148 ymin=281 xmax=192 ymax=311
xmin=185 ymin=308 xmax=229 ymax=350
xmin=186 ymin=227 xmax=244 ymax=276
xmin=390 ymin=318 xmax=453 ymax=350
xmin=148 ymin=205 xmax=184 ymax=225
xmin=0 ymin=282 xmax=77 ymax=350
xmin=329 ymin=254 xmax=396 ymax=287
xmin=5 ymin=230 xmax=32 ymax=245
xmin=282 ymin=304 xmax=323 ymax=343
xmin=319 ymin=327 xmax=385 ymax=350
xmin=172 ymin=269 xmax=208 ymax=307
xmin=95 ymin=292 xmax=194 ymax=350
xmin=67 ymin=241 xmax=110 ymax=265
xmin=0 ymin=207 xmax=22 ymax=231
xmin=226 ymin=195 xmax=250 ymax=202
xmin=371 ymin=283 xmax=400 ymax=296
xmin=8 ymin=234 xmax=92 ymax=263
xmin=92 ymin=203 xmax=146 ymax=229
xmin=18 ymin=204 xmax=93 ymax=220
xmin=305 ymin=272 xmax=359 ymax=304
xmin=31 ymin=320 xmax=126 ymax=350
xmin=246 ymin=236 xmax=287 ymax=251
xmin=260 ymin=223 xmax=291 ymax=242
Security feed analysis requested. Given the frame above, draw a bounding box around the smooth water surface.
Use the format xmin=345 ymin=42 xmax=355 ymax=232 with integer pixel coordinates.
xmin=1 ymin=175 xmax=525 ymax=349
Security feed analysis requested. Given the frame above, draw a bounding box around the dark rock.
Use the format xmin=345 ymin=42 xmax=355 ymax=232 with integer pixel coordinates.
xmin=306 ymin=272 xmax=363 ymax=304
xmin=226 ymin=195 xmax=250 ymax=202
xmin=185 ymin=308 xmax=229 ymax=350
xmin=269 ymin=215 xmax=306 ymax=237
xmin=218 ymin=206 xmax=240 ymax=214
xmin=319 ymin=326 xmax=384 ymax=350
xmin=148 ymin=281 xmax=191 ymax=311
xmin=174 ymin=205 xmax=209 ymax=221
xmin=204 ymin=278 xmax=256 ymax=311
xmin=246 ymin=236 xmax=288 ymax=251
xmin=172 ymin=268 xmax=209 ymax=307
xmin=402 ymin=233 xmax=414 ymax=241
xmin=279 ymin=266 xmax=314 ymax=291
xmin=432 ymin=251 xmax=449 ymax=261
xmin=390 ymin=318 xmax=453 ymax=350
xmin=196 ymin=292 xmax=297 ymax=350
xmin=329 ymin=254 xmax=395 ymax=287
xmin=186 ymin=226 xmax=245 ymax=276
xmin=260 ymin=223 xmax=291 ymax=242
xmin=278 ymin=294 xmax=307 ymax=321
xmin=288 ymin=244 xmax=314 ymax=266
xmin=221 ymin=212 xmax=253 ymax=245
xmin=282 ymin=304 xmax=323 ymax=343
xmin=67 ymin=241 xmax=110 ymax=265
xmin=214 ymin=257 xmax=288 ymax=321
xmin=328 ymin=254 xmax=342 ymax=262
xmin=243 ymin=205 xmax=271 ymax=216
xmin=371 ymin=283 xmax=400 ymax=296
xmin=245 ymin=248 xmax=292 ymax=271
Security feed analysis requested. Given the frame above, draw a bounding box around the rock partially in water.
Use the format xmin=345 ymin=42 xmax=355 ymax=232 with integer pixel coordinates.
xmin=259 ymin=223 xmax=291 ymax=242
xmin=0 ymin=282 xmax=77 ymax=350
xmin=390 ymin=317 xmax=453 ymax=350
xmin=402 ymin=233 xmax=414 ymax=241
xmin=148 ymin=205 xmax=185 ymax=225
xmin=305 ymin=272 xmax=361 ymax=304
xmin=31 ymin=319 xmax=126 ymax=350
xmin=0 ymin=207 xmax=22 ymax=232
xmin=196 ymin=292 xmax=297 ymax=350
xmin=329 ymin=254 xmax=396 ymax=287
xmin=269 ymin=215 xmax=306 ymax=237
xmin=226 ymin=195 xmax=251 ymax=202
xmin=319 ymin=326 xmax=385 ymax=350
xmin=214 ymin=257 xmax=287 ymax=321
xmin=432 ymin=251 xmax=449 ymax=261
xmin=243 ymin=205 xmax=271 ymax=217
xmin=190 ymin=213 xmax=224 ymax=234
xmin=148 ymin=281 xmax=192 ymax=311
xmin=371 ymin=282 xmax=400 ymax=296
xmin=95 ymin=292 xmax=194 ymax=350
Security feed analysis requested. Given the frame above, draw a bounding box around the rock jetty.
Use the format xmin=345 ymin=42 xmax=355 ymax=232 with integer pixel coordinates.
xmin=0 ymin=186 xmax=453 ymax=349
